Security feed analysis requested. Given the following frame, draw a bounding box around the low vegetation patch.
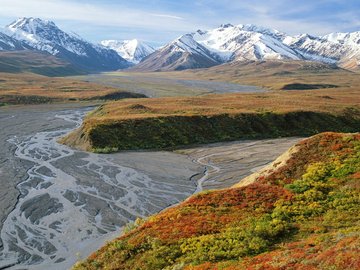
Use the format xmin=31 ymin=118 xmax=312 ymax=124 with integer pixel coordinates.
xmin=73 ymin=132 xmax=360 ymax=270
xmin=282 ymin=83 xmax=339 ymax=90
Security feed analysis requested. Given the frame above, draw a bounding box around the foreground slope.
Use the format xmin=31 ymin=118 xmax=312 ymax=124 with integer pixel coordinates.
xmin=61 ymin=90 xmax=360 ymax=151
xmin=73 ymin=132 xmax=360 ymax=269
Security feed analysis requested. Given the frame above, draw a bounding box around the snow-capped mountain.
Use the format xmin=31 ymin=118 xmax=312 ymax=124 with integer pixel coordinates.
xmin=322 ymin=31 xmax=360 ymax=68
xmin=282 ymin=32 xmax=360 ymax=69
xmin=283 ymin=34 xmax=346 ymax=63
xmin=324 ymin=31 xmax=360 ymax=47
xmin=0 ymin=30 xmax=29 ymax=51
xmin=192 ymin=24 xmax=303 ymax=62
xmin=101 ymin=39 xmax=155 ymax=63
xmin=3 ymin=17 xmax=130 ymax=71
xmin=133 ymin=34 xmax=223 ymax=71
xmin=137 ymin=23 xmax=360 ymax=71
xmin=136 ymin=24 xmax=305 ymax=71
xmin=0 ymin=18 xmax=359 ymax=72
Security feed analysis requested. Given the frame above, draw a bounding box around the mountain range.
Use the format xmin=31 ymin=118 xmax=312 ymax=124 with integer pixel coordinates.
xmin=135 ymin=23 xmax=360 ymax=71
xmin=0 ymin=18 xmax=359 ymax=73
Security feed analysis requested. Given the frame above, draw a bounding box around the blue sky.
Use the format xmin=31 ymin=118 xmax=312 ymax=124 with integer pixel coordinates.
xmin=0 ymin=0 xmax=359 ymax=46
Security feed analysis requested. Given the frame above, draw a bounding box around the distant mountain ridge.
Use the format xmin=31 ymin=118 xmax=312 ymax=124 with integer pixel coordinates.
xmin=101 ymin=39 xmax=155 ymax=63
xmin=135 ymin=24 xmax=360 ymax=71
xmin=0 ymin=18 xmax=359 ymax=73
xmin=131 ymin=34 xmax=223 ymax=71
xmin=1 ymin=17 xmax=130 ymax=72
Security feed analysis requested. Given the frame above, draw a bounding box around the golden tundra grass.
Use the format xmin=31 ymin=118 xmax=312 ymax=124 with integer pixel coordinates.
xmin=148 ymin=60 xmax=360 ymax=90
xmin=0 ymin=72 xmax=136 ymax=102
xmin=86 ymin=88 xmax=360 ymax=123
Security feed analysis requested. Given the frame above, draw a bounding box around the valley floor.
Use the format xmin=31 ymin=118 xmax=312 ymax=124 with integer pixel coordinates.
xmin=70 ymin=72 xmax=265 ymax=98
xmin=0 ymin=104 xmax=299 ymax=269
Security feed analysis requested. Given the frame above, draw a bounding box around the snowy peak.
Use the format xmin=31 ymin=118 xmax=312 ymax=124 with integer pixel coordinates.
xmin=192 ymin=23 xmax=298 ymax=62
xmin=7 ymin=17 xmax=57 ymax=34
xmin=321 ymin=31 xmax=360 ymax=68
xmin=101 ymin=39 xmax=155 ymax=63
xmin=323 ymin=31 xmax=360 ymax=46
xmin=283 ymin=34 xmax=344 ymax=63
xmin=168 ymin=33 xmax=223 ymax=63
xmin=3 ymin=17 xmax=130 ymax=71
xmin=6 ymin=17 xmax=87 ymax=56
xmin=132 ymin=33 xmax=222 ymax=71
xmin=171 ymin=34 xmax=203 ymax=53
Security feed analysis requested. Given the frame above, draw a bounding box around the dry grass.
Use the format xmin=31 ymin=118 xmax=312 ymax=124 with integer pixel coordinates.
xmin=87 ymin=88 xmax=360 ymax=122
xmin=123 ymin=60 xmax=360 ymax=90
xmin=0 ymin=72 xmax=142 ymax=104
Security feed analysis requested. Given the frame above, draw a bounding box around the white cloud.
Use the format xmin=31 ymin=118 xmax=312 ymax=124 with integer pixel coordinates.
xmin=150 ymin=14 xmax=184 ymax=20
xmin=0 ymin=0 xmax=358 ymax=44
xmin=0 ymin=0 xmax=193 ymax=31
xmin=193 ymin=0 xmax=359 ymax=35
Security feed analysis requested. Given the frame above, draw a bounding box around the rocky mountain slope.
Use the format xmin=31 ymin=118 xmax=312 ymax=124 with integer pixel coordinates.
xmin=73 ymin=132 xmax=360 ymax=270
xmin=132 ymin=34 xmax=223 ymax=71
xmin=323 ymin=31 xmax=360 ymax=69
xmin=135 ymin=24 xmax=360 ymax=71
xmin=0 ymin=31 xmax=29 ymax=51
xmin=1 ymin=17 xmax=130 ymax=72
xmin=101 ymin=39 xmax=155 ymax=63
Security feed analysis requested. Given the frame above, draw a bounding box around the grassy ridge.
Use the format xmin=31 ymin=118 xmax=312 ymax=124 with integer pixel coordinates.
xmin=86 ymin=111 xmax=360 ymax=151
xmin=62 ymin=91 xmax=360 ymax=151
xmin=73 ymin=132 xmax=360 ymax=270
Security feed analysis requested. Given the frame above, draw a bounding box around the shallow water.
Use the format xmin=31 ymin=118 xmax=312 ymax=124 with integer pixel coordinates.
xmin=0 ymin=108 xmax=197 ymax=270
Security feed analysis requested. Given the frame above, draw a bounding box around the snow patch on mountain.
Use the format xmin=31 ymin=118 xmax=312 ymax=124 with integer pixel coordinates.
xmin=101 ymin=39 xmax=155 ymax=63
xmin=1 ymin=18 xmax=359 ymax=71
xmin=137 ymin=22 xmax=360 ymax=71
xmin=192 ymin=24 xmax=302 ymax=62
xmin=322 ymin=32 xmax=360 ymax=63
xmin=0 ymin=26 xmax=36 ymax=52
xmin=5 ymin=17 xmax=88 ymax=56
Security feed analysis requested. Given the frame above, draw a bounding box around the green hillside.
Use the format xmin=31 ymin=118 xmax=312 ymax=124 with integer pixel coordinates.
xmin=0 ymin=51 xmax=86 ymax=76
xmin=73 ymin=132 xmax=360 ymax=270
